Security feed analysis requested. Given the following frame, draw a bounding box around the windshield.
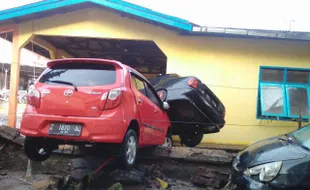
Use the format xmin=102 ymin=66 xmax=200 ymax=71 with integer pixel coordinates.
xmin=289 ymin=124 xmax=310 ymax=149
xmin=39 ymin=62 xmax=116 ymax=87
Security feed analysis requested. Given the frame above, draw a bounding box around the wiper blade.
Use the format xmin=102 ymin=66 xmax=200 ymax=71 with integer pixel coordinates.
xmin=49 ymin=80 xmax=78 ymax=91
xmin=278 ymin=134 xmax=293 ymax=143
xmin=278 ymin=136 xmax=288 ymax=142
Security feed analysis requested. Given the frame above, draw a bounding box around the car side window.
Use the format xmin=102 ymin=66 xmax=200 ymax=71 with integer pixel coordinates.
xmin=144 ymin=82 xmax=161 ymax=108
xmin=131 ymin=75 xmax=146 ymax=96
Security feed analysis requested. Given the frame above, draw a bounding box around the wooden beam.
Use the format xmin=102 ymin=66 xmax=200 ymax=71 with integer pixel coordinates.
xmin=32 ymin=36 xmax=73 ymax=59
xmin=0 ymin=24 xmax=17 ymax=34
xmin=138 ymin=146 xmax=236 ymax=165
xmin=52 ymin=145 xmax=235 ymax=165
xmin=56 ymin=49 xmax=74 ymax=59
xmin=66 ymin=48 xmax=164 ymax=57
xmin=8 ymin=30 xmax=20 ymax=128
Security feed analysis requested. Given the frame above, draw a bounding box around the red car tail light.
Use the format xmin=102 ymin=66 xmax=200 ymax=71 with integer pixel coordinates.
xmin=188 ymin=78 xmax=198 ymax=89
xmin=27 ymin=85 xmax=41 ymax=108
xmin=100 ymin=88 xmax=122 ymax=110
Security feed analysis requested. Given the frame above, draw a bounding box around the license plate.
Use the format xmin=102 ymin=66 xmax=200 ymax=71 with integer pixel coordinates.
xmin=48 ymin=123 xmax=82 ymax=136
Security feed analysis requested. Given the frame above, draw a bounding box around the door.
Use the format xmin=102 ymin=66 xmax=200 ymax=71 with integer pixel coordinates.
xmin=143 ymin=81 xmax=167 ymax=143
xmin=130 ymin=74 xmax=162 ymax=145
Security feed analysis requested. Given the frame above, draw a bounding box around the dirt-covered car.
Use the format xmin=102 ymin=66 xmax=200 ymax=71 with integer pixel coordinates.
xmin=149 ymin=74 xmax=226 ymax=147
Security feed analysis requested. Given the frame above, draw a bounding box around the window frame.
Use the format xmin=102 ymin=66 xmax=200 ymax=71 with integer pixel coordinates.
xmin=257 ymin=66 xmax=310 ymax=121
xmin=143 ymin=81 xmax=162 ymax=108
xmin=130 ymin=71 xmax=163 ymax=110
xmin=131 ymin=74 xmax=147 ymax=96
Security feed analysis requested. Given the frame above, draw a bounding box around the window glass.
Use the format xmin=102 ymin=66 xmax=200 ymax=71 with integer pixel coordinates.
xmin=261 ymin=69 xmax=284 ymax=82
xmin=144 ymin=82 xmax=161 ymax=107
xmin=287 ymin=87 xmax=309 ymax=116
xmin=131 ymin=75 xmax=146 ymax=96
xmin=261 ymin=86 xmax=284 ymax=114
xmin=287 ymin=70 xmax=309 ymax=84
xmin=39 ymin=63 xmax=116 ymax=86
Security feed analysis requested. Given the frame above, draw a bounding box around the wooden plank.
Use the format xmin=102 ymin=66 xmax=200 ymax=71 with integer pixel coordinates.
xmin=173 ymin=142 xmax=246 ymax=152
xmin=53 ymin=145 xmax=235 ymax=165
xmin=139 ymin=146 xmax=235 ymax=165
xmin=12 ymin=136 xmax=25 ymax=146
xmin=0 ymin=125 xmax=19 ymax=141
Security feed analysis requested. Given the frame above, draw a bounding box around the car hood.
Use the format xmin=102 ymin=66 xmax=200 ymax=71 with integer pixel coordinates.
xmin=238 ymin=135 xmax=307 ymax=168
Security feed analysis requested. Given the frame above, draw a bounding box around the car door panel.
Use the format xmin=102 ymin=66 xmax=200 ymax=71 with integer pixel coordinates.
xmin=143 ymin=82 xmax=167 ymax=143
xmin=130 ymin=75 xmax=157 ymax=145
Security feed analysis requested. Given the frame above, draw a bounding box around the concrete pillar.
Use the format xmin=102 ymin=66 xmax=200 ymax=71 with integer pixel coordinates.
xmin=8 ymin=31 xmax=21 ymax=127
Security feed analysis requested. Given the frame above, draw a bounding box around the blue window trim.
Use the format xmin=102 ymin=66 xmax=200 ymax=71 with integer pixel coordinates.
xmin=257 ymin=66 xmax=310 ymax=121
xmin=286 ymin=85 xmax=310 ymax=118
xmin=0 ymin=0 xmax=193 ymax=31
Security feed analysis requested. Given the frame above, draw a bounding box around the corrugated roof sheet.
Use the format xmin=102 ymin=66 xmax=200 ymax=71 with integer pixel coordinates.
xmin=191 ymin=26 xmax=310 ymax=41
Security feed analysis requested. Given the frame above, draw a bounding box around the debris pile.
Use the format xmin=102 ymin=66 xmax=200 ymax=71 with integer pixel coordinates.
xmin=191 ymin=167 xmax=232 ymax=189
xmin=0 ymin=124 xmax=237 ymax=190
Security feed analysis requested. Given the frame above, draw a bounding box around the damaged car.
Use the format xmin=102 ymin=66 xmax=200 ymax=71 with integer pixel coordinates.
xmin=20 ymin=58 xmax=172 ymax=168
xmin=232 ymin=124 xmax=310 ymax=190
xmin=149 ymin=74 xmax=226 ymax=147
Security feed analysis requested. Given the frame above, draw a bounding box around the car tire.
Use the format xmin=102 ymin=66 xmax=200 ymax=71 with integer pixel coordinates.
xmin=119 ymin=129 xmax=138 ymax=168
xmin=24 ymin=137 xmax=52 ymax=162
xmin=179 ymin=132 xmax=203 ymax=147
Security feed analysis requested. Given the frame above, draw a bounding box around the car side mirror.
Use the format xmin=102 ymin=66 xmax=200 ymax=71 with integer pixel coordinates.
xmin=163 ymin=102 xmax=170 ymax=110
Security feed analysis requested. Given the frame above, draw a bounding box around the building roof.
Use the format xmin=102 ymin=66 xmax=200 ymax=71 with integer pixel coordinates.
xmin=189 ymin=26 xmax=310 ymax=41
xmin=0 ymin=0 xmax=193 ymax=31
xmin=1 ymin=0 xmax=310 ymax=42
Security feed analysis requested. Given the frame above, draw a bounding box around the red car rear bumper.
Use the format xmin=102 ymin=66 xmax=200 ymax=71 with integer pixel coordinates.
xmin=20 ymin=112 xmax=128 ymax=144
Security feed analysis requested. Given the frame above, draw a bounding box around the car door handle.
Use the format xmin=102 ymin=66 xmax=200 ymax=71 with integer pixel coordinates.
xmin=154 ymin=109 xmax=158 ymax=114
xmin=137 ymin=98 xmax=142 ymax=104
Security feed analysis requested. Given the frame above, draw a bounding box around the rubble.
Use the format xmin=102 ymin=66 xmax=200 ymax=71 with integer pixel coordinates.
xmin=107 ymin=182 xmax=123 ymax=190
xmin=0 ymin=124 xmax=238 ymax=190
xmin=0 ymin=125 xmax=22 ymax=145
xmin=109 ymin=169 xmax=144 ymax=185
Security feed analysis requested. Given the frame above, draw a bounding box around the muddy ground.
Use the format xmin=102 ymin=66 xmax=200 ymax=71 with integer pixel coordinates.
xmin=0 ymin=141 xmax=236 ymax=190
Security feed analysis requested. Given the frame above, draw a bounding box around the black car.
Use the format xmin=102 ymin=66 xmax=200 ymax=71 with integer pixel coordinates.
xmin=232 ymin=124 xmax=310 ymax=190
xmin=149 ymin=74 xmax=226 ymax=147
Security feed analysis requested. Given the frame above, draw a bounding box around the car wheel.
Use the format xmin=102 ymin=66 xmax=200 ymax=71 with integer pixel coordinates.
xmin=119 ymin=129 xmax=138 ymax=168
xmin=179 ymin=132 xmax=203 ymax=147
xmin=24 ymin=137 xmax=52 ymax=162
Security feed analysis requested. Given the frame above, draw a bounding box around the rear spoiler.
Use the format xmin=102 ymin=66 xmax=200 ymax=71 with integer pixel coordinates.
xmin=47 ymin=58 xmax=124 ymax=69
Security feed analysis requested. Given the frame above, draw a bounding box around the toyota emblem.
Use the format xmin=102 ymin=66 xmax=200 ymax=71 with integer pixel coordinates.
xmin=64 ymin=89 xmax=74 ymax=97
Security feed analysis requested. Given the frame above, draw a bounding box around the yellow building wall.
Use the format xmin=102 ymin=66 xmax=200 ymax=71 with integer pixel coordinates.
xmin=17 ymin=8 xmax=310 ymax=146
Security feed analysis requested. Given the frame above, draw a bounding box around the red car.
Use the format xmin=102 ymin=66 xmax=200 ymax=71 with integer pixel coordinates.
xmin=20 ymin=58 xmax=172 ymax=167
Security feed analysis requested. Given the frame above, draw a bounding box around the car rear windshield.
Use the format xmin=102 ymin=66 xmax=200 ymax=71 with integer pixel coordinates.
xmin=39 ymin=62 xmax=116 ymax=86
